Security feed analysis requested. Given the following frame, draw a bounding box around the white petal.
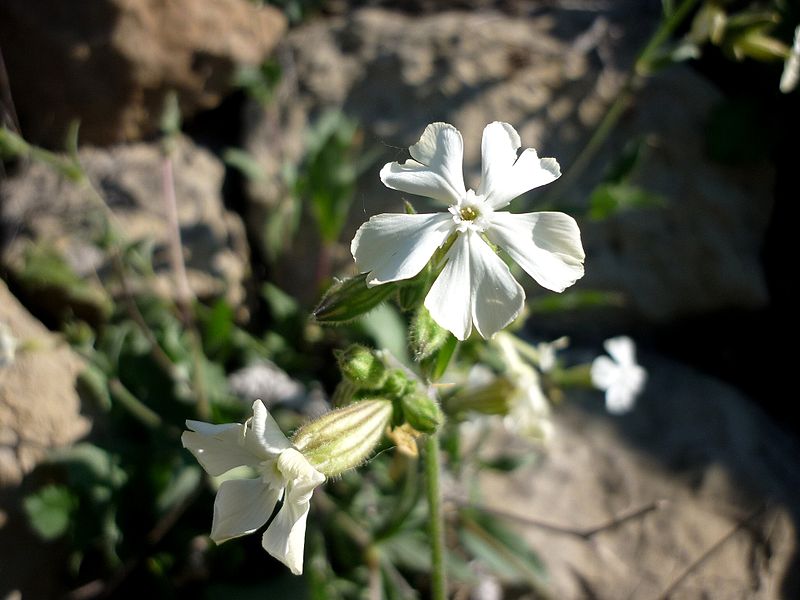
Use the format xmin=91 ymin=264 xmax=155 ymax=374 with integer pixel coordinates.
xmin=425 ymin=233 xmax=473 ymax=340
xmin=261 ymin=451 xmax=324 ymax=575
xmin=590 ymin=355 xmax=618 ymax=391
xmin=478 ymin=122 xmax=521 ymax=199
xmin=182 ymin=422 xmax=259 ymax=476
xmin=467 ymin=231 xmax=525 ymax=339
xmin=482 ymin=138 xmax=561 ymax=210
xmin=210 ymin=478 xmax=281 ymax=543
xmin=352 ymin=212 xmax=454 ymax=285
xmin=380 ymin=123 xmax=466 ymax=204
xmin=487 ymin=211 xmax=584 ymax=293
xmin=605 ymin=385 xmax=636 ymax=414
xmin=604 ymin=336 xmax=637 ymax=368
xmin=248 ymin=400 xmax=291 ymax=456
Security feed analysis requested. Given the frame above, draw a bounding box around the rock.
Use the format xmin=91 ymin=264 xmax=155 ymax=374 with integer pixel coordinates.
xmin=472 ymin=356 xmax=799 ymax=598
xmin=0 ymin=135 xmax=250 ymax=318
xmin=0 ymin=281 xmax=90 ymax=486
xmin=0 ymin=0 xmax=286 ymax=146
xmin=242 ymin=5 xmax=772 ymax=320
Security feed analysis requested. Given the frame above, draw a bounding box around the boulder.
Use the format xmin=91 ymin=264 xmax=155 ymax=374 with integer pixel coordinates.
xmin=0 ymin=0 xmax=286 ymax=146
xmin=0 ymin=281 xmax=90 ymax=486
xmin=0 ymin=135 xmax=250 ymax=318
xmin=242 ymin=5 xmax=772 ymax=320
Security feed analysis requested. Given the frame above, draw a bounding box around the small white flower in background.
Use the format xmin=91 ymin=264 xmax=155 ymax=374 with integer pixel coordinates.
xmin=0 ymin=323 xmax=18 ymax=368
xmin=780 ymin=25 xmax=800 ymax=94
xmin=182 ymin=400 xmax=324 ymax=575
xmin=591 ymin=336 xmax=647 ymax=414
xmin=535 ymin=336 xmax=569 ymax=373
xmin=352 ymin=122 xmax=585 ymax=340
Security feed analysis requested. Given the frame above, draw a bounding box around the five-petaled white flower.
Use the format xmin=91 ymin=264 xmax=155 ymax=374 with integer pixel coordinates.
xmin=590 ymin=336 xmax=647 ymax=414
xmin=351 ymin=122 xmax=585 ymax=340
xmin=182 ymin=400 xmax=324 ymax=575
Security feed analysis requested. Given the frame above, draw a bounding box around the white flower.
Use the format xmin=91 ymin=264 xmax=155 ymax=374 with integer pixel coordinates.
xmin=590 ymin=336 xmax=647 ymax=414
xmin=182 ymin=400 xmax=324 ymax=575
xmin=351 ymin=122 xmax=585 ymax=340
xmin=780 ymin=25 xmax=800 ymax=94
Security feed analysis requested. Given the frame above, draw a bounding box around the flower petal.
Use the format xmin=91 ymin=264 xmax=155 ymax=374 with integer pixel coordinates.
xmin=487 ymin=211 xmax=584 ymax=292
xmin=605 ymin=384 xmax=637 ymax=415
xmin=248 ymin=399 xmax=291 ymax=456
xmin=210 ymin=478 xmax=281 ymax=544
xmin=467 ymin=231 xmax=525 ymax=339
xmin=590 ymin=355 xmax=618 ymax=391
xmin=477 ymin=124 xmax=560 ymax=209
xmin=604 ymin=336 xmax=637 ymax=368
xmin=261 ymin=450 xmax=325 ymax=575
xmin=351 ymin=212 xmax=454 ymax=286
xmin=424 ymin=232 xmax=473 ymax=340
xmin=380 ymin=122 xmax=466 ymax=204
xmin=182 ymin=422 xmax=259 ymax=476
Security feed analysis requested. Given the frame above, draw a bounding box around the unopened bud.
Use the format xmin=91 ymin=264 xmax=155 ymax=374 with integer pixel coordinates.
xmin=410 ymin=306 xmax=450 ymax=361
xmin=381 ymin=369 xmax=413 ymax=399
xmin=336 ymin=345 xmax=387 ymax=389
xmin=293 ymin=399 xmax=393 ymax=476
xmin=445 ymin=377 xmax=515 ymax=418
xmin=313 ymin=273 xmax=398 ymax=324
xmin=401 ymin=393 xmax=443 ymax=434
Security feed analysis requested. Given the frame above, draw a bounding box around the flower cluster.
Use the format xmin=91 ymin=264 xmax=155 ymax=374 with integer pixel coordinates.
xmin=351 ymin=122 xmax=585 ymax=340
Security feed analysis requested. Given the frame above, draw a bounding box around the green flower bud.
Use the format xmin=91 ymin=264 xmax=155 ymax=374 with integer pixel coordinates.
xmin=401 ymin=393 xmax=443 ymax=434
xmin=445 ymin=377 xmax=515 ymax=417
xmin=313 ymin=273 xmax=398 ymax=324
xmin=336 ymin=345 xmax=387 ymax=389
xmin=292 ymin=399 xmax=393 ymax=477
xmin=410 ymin=306 xmax=450 ymax=361
xmin=381 ymin=369 xmax=413 ymax=399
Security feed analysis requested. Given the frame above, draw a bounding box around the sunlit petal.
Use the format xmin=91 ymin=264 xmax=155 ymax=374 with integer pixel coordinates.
xmin=248 ymin=400 xmax=292 ymax=456
xmin=425 ymin=233 xmax=473 ymax=340
xmin=182 ymin=422 xmax=259 ymax=476
xmin=352 ymin=212 xmax=454 ymax=285
xmin=487 ymin=211 xmax=584 ymax=292
xmin=467 ymin=232 xmax=525 ymax=339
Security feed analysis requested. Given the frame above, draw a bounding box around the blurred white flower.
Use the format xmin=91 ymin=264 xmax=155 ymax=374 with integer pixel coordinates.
xmin=182 ymin=400 xmax=324 ymax=575
xmin=352 ymin=122 xmax=585 ymax=340
xmin=535 ymin=336 xmax=569 ymax=373
xmin=590 ymin=336 xmax=647 ymax=414
xmin=0 ymin=323 xmax=18 ymax=368
xmin=780 ymin=25 xmax=800 ymax=94
xmin=495 ymin=333 xmax=553 ymax=441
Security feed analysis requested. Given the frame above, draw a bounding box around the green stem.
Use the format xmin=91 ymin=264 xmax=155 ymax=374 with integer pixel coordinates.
xmin=425 ymin=433 xmax=446 ymax=600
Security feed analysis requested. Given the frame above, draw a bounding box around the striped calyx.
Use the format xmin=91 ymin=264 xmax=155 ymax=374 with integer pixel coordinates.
xmin=292 ymin=400 xmax=393 ymax=477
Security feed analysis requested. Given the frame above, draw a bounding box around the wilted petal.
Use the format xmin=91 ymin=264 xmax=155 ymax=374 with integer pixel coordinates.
xmin=248 ymin=400 xmax=292 ymax=456
xmin=425 ymin=233 xmax=473 ymax=340
xmin=467 ymin=232 xmax=525 ymax=339
xmin=352 ymin=212 xmax=454 ymax=286
xmin=604 ymin=336 xmax=636 ymax=367
xmin=487 ymin=211 xmax=584 ymax=292
xmin=481 ymin=132 xmax=561 ymax=209
xmin=261 ymin=449 xmax=324 ymax=575
xmin=210 ymin=478 xmax=281 ymax=544
xmin=182 ymin=422 xmax=259 ymax=476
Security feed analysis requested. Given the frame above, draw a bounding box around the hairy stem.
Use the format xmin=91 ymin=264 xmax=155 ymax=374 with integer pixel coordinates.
xmin=425 ymin=433 xmax=446 ymax=600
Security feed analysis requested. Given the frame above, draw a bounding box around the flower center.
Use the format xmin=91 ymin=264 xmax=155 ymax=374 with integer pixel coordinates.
xmin=459 ymin=206 xmax=480 ymax=221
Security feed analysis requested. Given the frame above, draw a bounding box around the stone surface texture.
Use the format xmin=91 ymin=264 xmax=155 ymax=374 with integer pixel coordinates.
xmin=0 ymin=0 xmax=286 ymax=145
xmin=1 ymin=135 xmax=250 ymax=315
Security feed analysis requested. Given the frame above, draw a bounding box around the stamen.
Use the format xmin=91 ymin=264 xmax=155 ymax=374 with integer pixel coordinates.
xmin=460 ymin=206 xmax=479 ymax=221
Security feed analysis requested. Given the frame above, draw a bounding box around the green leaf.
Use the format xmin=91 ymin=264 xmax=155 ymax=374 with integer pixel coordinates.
xmin=528 ymin=290 xmax=625 ymax=313
xmin=588 ymin=182 xmax=665 ymax=219
xmin=23 ymin=485 xmax=78 ymax=540
xmin=602 ymin=138 xmax=646 ymax=184
xmin=262 ymin=282 xmax=300 ymax=321
xmin=156 ymin=465 xmax=201 ymax=513
xmin=460 ymin=511 xmax=547 ymax=589
xmin=359 ymin=303 xmax=410 ymax=365
xmin=223 ymin=147 xmax=267 ymax=182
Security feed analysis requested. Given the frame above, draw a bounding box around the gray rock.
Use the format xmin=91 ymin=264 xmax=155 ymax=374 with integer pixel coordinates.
xmin=1 ymin=135 xmax=250 ymax=316
xmin=242 ymin=6 xmax=772 ymax=321
xmin=0 ymin=0 xmax=286 ymax=146
xmin=473 ymin=356 xmax=799 ymax=598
